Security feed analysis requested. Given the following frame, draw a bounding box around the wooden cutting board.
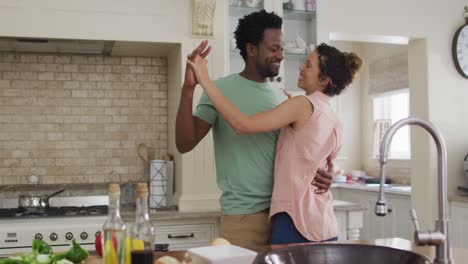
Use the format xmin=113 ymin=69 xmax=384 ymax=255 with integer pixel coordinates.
xmin=84 ymin=256 xmax=103 ymax=264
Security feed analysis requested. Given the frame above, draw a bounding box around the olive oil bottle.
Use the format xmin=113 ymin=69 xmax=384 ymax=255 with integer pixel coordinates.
xmin=103 ymin=183 xmax=126 ymax=264
xmin=128 ymin=183 xmax=154 ymax=264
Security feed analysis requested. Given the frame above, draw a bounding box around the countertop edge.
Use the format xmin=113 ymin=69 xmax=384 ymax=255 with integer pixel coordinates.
xmin=449 ymin=194 xmax=468 ymax=203
xmin=332 ymin=183 xmax=412 ymax=196
xmin=120 ymin=199 xmax=366 ymax=220
xmin=82 ymin=238 xmax=468 ymax=264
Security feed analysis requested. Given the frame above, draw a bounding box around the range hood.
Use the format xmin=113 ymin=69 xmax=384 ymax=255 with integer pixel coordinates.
xmin=0 ymin=37 xmax=114 ymax=55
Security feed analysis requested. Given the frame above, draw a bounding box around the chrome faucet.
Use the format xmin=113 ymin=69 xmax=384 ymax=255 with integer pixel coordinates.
xmin=375 ymin=117 xmax=453 ymax=264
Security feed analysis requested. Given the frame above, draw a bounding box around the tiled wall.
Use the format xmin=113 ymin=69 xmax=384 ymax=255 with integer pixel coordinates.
xmin=0 ymin=52 xmax=168 ymax=185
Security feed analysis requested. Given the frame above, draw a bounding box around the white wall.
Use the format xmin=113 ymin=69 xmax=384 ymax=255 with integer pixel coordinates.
xmin=361 ymin=43 xmax=410 ymax=178
xmin=0 ymin=0 xmax=185 ymax=43
xmin=328 ymin=42 xmax=363 ymax=173
xmin=0 ymin=0 xmax=226 ymax=211
xmin=319 ymin=0 xmax=468 ymax=228
xmin=329 ymin=42 xmax=410 ymax=177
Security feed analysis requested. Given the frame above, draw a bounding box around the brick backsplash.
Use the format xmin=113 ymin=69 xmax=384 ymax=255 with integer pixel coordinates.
xmin=0 ymin=52 xmax=168 ymax=185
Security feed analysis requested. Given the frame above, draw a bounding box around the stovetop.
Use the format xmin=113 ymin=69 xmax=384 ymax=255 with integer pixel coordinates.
xmin=0 ymin=205 xmax=108 ymax=218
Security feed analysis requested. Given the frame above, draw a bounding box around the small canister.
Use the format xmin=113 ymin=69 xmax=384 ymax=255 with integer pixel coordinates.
xmin=305 ymin=0 xmax=316 ymax=11
xmin=149 ymin=160 xmax=174 ymax=209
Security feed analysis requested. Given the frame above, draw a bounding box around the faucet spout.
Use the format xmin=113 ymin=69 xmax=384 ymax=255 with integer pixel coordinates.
xmin=375 ymin=117 xmax=453 ymax=264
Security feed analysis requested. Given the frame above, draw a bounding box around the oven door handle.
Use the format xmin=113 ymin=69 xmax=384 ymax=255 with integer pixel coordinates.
xmin=167 ymin=233 xmax=194 ymax=239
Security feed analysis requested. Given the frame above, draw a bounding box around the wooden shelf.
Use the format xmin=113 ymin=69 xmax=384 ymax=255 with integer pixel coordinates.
xmin=230 ymin=50 xmax=308 ymax=58
xmin=283 ymin=9 xmax=316 ymax=21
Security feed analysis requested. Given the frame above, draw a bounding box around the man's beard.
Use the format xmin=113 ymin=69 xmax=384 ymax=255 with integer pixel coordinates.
xmin=255 ymin=61 xmax=279 ymax=78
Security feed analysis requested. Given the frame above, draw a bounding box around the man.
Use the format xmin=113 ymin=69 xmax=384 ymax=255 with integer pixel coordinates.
xmin=175 ymin=10 xmax=333 ymax=251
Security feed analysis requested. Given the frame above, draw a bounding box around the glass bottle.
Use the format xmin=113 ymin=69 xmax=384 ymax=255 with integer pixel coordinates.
xmin=129 ymin=183 xmax=154 ymax=264
xmin=103 ymin=183 xmax=126 ymax=264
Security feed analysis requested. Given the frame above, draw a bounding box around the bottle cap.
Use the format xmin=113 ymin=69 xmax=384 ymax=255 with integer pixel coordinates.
xmin=108 ymin=183 xmax=120 ymax=195
xmin=136 ymin=183 xmax=148 ymax=197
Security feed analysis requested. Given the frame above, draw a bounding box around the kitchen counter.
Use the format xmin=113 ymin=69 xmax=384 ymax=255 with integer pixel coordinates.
xmin=450 ymin=194 xmax=468 ymax=203
xmin=84 ymin=238 xmax=468 ymax=263
xmin=332 ymin=199 xmax=366 ymax=211
xmin=120 ymin=199 xmax=364 ymax=220
xmin=121 ymin=200 xmax=365 ymax=245
xmin=332 ymin=182 xmax=412 ymax=195
xmin=120 ymin=206 xmax=222 ymax=220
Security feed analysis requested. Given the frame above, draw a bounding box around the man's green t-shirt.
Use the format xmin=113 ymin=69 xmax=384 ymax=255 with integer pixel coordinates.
xmin=194 ymin=74 xmax=287 ymax=215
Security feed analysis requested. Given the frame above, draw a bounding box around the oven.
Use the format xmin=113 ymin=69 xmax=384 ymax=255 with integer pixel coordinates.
xmin=0 ymin=196 xmax=108 ymax=256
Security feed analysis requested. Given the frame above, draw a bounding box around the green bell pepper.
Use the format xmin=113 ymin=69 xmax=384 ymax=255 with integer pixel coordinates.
xmin=65 ymin=240 xmax=88 ymax=263
xmin=32 ymin=239 xmax=53 ymax=255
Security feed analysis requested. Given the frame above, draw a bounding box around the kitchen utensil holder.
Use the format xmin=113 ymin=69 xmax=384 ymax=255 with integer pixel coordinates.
xmin=149 ymin=160 xmax=174 ymax=209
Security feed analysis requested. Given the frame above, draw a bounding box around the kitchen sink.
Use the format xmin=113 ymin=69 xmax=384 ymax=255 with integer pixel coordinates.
xmin=256 ymin=244 xmax=430 ymax=264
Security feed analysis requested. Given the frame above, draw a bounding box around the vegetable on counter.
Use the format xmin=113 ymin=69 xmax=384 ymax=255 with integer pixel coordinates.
xmin=65 ymin=240 xmax=89 ymax=263
xmin=35 ymin=254 xmax=52 ymax=264
xmin=55 ymin=260 xmax=73 ymax=264
xmin=50 ymin=253 xmax=67 ymax=263
xmin=32 ymin=240 xmax=53 ymax=255
xmin=0 ymin=239 xmax=89 ymax=264
xmin=0 ymin=257 xmax=28 ymax=264
xmin=94 ymin=232 xmax=102 ymax=257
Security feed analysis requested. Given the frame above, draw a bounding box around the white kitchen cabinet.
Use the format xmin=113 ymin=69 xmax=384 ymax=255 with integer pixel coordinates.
xmin=227 ymin=1 xmax=342 ymax=118
xmin=125 ymin=205 xmax=363 ymax=249
xmin=151 ymin=208 xmax=359 ymax=247
xmin=450 ymin=201 xmax=468 ymax=248
xmin=123 ymin=213 xmax=220 ymax=250
xmin=227 ymin=0 xmax=317 ymax=93
xmin=333 ymin=200 xmax=365 ymax=241
xmin=332 ymin=187 xmax=413 ymax=241
xmin=151 ymin=220 xmax=218 ymax=250
xmin=335 ymin=211 xmax=347 ymax=240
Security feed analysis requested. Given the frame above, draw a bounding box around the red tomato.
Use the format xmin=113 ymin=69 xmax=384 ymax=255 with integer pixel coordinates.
xmin=95 ymin=232 xmax=103 ymax=257
xmin=95 ymin=231 xmax=119 ymax=257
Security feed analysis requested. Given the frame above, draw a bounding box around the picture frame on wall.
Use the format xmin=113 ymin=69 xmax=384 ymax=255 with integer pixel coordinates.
xmin=191 ymin=0 xmax=216 ymax=38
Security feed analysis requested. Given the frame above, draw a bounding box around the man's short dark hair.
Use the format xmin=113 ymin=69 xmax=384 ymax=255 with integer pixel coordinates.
xmin=234 ymin=10 xmax=282 ymax=61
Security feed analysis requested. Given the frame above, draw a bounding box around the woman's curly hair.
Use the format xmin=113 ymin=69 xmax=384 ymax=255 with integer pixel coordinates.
xmin=316 ymin=43 xmax=363 ymax=96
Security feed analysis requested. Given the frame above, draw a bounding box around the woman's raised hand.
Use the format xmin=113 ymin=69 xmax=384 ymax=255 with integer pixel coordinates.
xmin=187 ymin=50 xmax=211 ymax=87
xmin=184 ymin=40 xmax=211 ymax=89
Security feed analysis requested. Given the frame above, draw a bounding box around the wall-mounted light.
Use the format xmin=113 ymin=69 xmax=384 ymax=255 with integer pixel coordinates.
xmin=191 ymin=0 xmax=216 ymax=38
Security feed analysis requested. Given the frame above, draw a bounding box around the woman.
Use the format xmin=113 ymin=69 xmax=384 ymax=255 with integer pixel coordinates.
xmin=187 ymin=43 xmax=363 ymax=244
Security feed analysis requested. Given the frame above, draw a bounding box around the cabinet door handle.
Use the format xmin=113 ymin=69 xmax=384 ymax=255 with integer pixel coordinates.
xmin=168 ymin=233 xmax=194 ymax=239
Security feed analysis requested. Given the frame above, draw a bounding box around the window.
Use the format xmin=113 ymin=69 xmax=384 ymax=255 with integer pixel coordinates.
xmin=373 ymin=89 xmax=410 ymax=159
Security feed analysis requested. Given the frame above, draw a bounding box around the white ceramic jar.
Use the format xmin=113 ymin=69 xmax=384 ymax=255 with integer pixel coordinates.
xmin=290 ymin=0 xmax=306 ymax=11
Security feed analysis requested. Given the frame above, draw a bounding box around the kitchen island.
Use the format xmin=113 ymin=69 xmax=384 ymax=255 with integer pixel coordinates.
xmin=84 ymin=238 xmax=468 ymax=263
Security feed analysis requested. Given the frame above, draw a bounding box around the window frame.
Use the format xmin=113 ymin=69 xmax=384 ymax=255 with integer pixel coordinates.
xmin=370 ymin=88 xmax=411 ymax=162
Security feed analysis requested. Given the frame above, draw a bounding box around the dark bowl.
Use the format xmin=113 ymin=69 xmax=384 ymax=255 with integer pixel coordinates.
xmin=256 ymin=243 xmax=430 ymax=264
